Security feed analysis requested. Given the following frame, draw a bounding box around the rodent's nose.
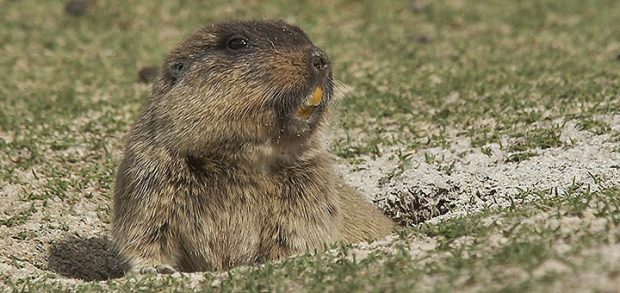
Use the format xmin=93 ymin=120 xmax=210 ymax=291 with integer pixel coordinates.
xmin=310 ymin=48 xmax=330 ymax=74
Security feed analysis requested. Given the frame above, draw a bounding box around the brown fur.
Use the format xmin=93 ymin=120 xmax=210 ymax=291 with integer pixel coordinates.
xmin=111 ymin=20 xmax=394 ymax=273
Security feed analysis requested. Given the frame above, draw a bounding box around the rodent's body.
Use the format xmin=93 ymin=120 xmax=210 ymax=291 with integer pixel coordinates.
xmin=112 ymin=20 xmax=394 ymax=273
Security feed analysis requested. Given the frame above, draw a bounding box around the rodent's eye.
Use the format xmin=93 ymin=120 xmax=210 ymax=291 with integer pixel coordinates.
xmin=172 ymin=63 xmax=185 ymax=74
xmin=226 ymin=35 xmax=249 ymax=51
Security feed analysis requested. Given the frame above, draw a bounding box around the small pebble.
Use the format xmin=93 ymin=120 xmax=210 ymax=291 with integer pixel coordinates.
xmin=65 ymin=0 xmax=91 ymax=16
xmin=411 ymin=34 xmax=431 ymax=44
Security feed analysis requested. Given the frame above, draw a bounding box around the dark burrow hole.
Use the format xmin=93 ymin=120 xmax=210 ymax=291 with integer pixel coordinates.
xmin=48 ymin=235 xmax=129 ymax=281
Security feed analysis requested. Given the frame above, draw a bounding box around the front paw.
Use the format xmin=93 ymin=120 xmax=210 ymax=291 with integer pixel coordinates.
xmin=134 ymin=264 xmax=178 ymax=275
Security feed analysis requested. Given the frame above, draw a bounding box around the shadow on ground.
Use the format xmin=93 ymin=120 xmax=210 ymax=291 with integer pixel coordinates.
xmin=48 ymin=235 xmax=129 ymax=281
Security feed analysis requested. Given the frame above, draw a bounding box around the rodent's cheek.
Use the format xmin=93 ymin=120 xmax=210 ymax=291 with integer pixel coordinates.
xmin=185 ymin=79 xmax=275 ymax=124
xmin=264 ymin=51 xmax=310 ymax=90
xmin=163 ymin=87 xmax=278 ymax=148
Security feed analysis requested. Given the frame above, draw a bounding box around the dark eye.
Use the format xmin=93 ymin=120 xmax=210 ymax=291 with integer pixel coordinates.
xmin=226 ymin=35 xmax=249 ymax=50
xmin=172 ymin=63 xmax=185 ymax=75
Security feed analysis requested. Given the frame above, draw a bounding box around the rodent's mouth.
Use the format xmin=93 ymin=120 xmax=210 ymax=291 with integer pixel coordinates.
xmin=273 ymin=81 xmax=331 ymax=146
xmin=294 ymin=86 xmax=324 ymax=121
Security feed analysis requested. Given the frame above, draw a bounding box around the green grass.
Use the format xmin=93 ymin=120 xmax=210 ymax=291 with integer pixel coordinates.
xmin=3 ymin=187 xmax=619 ymax=291
xmin=2 ymin=0 xmax=619 ymax=156
xmin=0 ymin=203 xmax=36 ymax=228
xmin=1 ymin=0 xmax=619 ymax=291
xmin=577 ymin=118 xmax=612 ymax=135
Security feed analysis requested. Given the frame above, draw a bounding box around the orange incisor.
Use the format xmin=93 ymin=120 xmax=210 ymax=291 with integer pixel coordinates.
xmin=296 ymin=86 xmax=323 ymax=119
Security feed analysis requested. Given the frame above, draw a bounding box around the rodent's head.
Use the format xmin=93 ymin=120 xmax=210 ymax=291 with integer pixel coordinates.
xmin=150 ymin=20 xmax=333 ymax=156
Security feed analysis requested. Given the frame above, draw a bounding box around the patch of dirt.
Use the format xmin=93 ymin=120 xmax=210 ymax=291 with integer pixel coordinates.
xmin=1 ymin=115 xmax=619 ymax=290
xmin=337 ymin=116 xmax=620 ymax=225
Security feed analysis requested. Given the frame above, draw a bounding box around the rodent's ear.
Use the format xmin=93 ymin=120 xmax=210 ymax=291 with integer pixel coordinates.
xmin=168 ymin=59 xmax=190 ymax=84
